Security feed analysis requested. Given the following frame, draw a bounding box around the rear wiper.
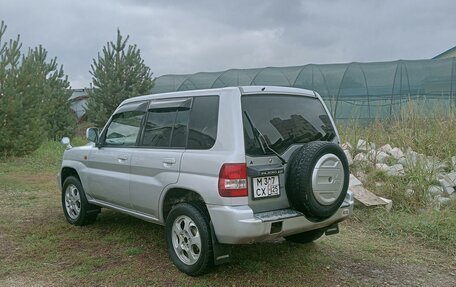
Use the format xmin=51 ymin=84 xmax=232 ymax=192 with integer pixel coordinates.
xmin=243 ymin=111 xmax=287 ymax=165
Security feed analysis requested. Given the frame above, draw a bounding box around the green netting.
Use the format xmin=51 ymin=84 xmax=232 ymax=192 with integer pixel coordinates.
xmin=151 ymin=58 xmax=456 ymax=120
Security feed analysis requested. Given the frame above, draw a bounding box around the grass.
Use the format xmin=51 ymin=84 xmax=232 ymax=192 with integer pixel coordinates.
xmin=337 ymin=103 xmax=456 ymax=257
xmin=357 ymin=207 xmax=456 ymax=256
xmin=339 ymin=101 xmax=456 ymax=160
xmin=1 ymin=112 xmax=456 ymax=285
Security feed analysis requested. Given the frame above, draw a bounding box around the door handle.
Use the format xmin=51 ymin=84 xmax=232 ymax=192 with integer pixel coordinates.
xmin=163 ymin=158 xmax=176 ymax=164
xmin=117 ymin=155 xmax=129 ymax=161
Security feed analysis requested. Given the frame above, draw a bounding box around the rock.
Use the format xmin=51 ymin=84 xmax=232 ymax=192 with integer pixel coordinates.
xmin=344 ymin=149 xmax=353 ymax=166
xmin=436 ymin=162 xmax=448 ymax=173
xmin=375 ymin=163 xmax=404 ymax=176
xmin=349 ymin=174 xmax=363 ymax=187
xmin=354 ymin=153 xmax=368 ymax=162
xmin=375 ymin=163 xmax=389 ymax=172
xmin=451 ymin=156 xmax=456 ymax=169
xmin=388 ymin=164 xmax=405 ymax=176
xmin=439 ymin=179 xmax=455 ymax=195
xmin=428 ymin=185 xmax=444 ymax=196
xmin=444 ymin=172 xmax=456 ymax=186
xmin=435 ymin=195 xmax=451 ymax=207
xmin=423 ymin=157 xmax=447 ymax=173
xmin=436 ymin=172 xmax=447 ymax=180
xmin=366 ymin=149 xmax=375 ymax=160
xmin=379 ymin=144 xmax=393 ymax=154
xmin=375 ymin=182 xmax=384 ymax=187
xmin=367 ymin=150 xmax=389 ymax=163
xmin=379 ymin=197 xmax=393 ymax=211
xmin=405 ymin=189 xmax=415 ymax=196
xmin=389 ymin=147 xmax=404 ymax=160
xmin=401 ymin=150 xmax=436 ymax=171
xmin=357 ymin=139 xmax=375 ymax=152
xmin=341 ymin=142 xmax=353 ymax=151
xmin=403 ymin=148 xmax=422 ymax=167
xmin=355 ymin=171 xmax=367 ymax=183
xmin=376 ymin=151 xmax=390 ymax=163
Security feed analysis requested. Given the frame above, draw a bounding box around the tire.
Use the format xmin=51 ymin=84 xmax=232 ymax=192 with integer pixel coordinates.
xmin=286 ymin=141 xmax=349 ymax=221
xmin=284 ymin=228 xmax=325 ymax=244
xmin=165 ymin=203 xmax=213 ymax=276
xmin=62 ymin=176 xmax=99 ymax=226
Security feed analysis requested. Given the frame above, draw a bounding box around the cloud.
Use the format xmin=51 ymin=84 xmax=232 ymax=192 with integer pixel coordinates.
xmin=0 ymin=0 xmax=454 ymax=88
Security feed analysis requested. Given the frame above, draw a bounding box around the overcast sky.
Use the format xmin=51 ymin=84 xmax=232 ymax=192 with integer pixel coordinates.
xmin=0 ymin=0 xmax=455 ymax=88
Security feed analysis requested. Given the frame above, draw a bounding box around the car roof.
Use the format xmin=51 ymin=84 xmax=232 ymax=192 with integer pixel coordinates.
xmin=121 ymin=86 xmax=317 ymax=106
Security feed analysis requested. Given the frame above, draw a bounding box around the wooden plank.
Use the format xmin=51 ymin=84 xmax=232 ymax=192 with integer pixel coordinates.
xmin=349 ymin=185 xmax=387 ymax=206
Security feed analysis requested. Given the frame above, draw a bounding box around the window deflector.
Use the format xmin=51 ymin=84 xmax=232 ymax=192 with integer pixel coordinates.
xmin=148 ymin=98 xmax=192 ymax=110
xmin=98 ymin=101 xmax=148 ymax=147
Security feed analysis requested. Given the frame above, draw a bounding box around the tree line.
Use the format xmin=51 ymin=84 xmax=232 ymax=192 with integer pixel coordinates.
xmin=0 ymin=20 xmax=153 ymax=156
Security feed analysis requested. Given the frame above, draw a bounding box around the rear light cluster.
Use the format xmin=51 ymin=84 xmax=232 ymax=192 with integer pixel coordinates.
xmin=218 ymin=163 xmax=248 ymax=197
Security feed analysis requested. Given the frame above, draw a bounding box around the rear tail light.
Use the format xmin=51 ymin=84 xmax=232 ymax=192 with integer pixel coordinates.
xmin=218 ymin=163 xmax=248 ymax=197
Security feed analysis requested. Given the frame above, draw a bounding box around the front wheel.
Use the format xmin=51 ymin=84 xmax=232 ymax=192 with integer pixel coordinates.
xmin=284 ymin=228 xmax=325 ymax=244
xmin=62 ymin=176 xmax=99 ymax=226
xmin=165 ymin=203 xmax=213 ymax=276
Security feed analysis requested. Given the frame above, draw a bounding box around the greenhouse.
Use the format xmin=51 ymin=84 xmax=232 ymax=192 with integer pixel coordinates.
xmin=151 ymin=58 xmax=456 ymax=121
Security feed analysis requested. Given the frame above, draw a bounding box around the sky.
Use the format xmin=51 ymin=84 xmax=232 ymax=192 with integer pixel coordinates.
xmin=0 ymin=0 xmax=455 ymax=88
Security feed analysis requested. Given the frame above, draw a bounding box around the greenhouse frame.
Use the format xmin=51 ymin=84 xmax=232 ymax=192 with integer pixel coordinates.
xmin=151 ymin=58 xmax=456 ymax=121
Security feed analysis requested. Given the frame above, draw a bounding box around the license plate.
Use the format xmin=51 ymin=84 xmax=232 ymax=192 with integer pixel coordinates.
xmin=252 ymin=176 xmax=280 ymax=199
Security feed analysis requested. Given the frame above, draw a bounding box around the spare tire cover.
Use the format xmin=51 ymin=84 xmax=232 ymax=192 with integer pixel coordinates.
xmin=286 ymin=141 xmax=349 ymax=221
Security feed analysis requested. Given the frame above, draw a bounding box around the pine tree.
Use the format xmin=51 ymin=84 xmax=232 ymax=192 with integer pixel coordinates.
xmin=0 ymin=21 xmax=75 ymax=156
xmin=87 ymin=29 xmax=154 ymax=126
xmin=0 ymin=21 xmax=43 ymax=156
xmin=25 ymin=46 xmax=75 ymax=141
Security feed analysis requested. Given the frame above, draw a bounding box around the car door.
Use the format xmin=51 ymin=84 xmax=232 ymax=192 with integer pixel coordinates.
xmin=129 ymin=98 xmax=191 ymax=217
xmin=87 ymin=101 xmax=147 ymax=208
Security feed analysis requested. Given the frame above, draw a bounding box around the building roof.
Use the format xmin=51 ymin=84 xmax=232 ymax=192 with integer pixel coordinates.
xmin=433 ymin=45 xmax=456 ymax=59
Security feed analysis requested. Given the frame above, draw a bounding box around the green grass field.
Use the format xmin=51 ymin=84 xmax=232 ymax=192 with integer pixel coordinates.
xmin=1 ymin=115 xmax=456 ymax=286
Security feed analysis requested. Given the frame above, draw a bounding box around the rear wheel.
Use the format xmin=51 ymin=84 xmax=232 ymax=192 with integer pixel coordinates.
xmin=284 ymin=228 xmax=325 ymax=244
xmin=62 ymin=176 xmax=99 ymax=226
xmin=165 ymin=203 xmax=213 ymax=276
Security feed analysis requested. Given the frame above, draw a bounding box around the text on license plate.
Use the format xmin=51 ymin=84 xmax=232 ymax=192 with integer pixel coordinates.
xmin=252 ymin=176 xmax=280 ymax=199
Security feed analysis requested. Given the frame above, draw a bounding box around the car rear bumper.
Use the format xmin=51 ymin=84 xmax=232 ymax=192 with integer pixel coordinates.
xmin=207 ymin=191 xmax=354 ymax=244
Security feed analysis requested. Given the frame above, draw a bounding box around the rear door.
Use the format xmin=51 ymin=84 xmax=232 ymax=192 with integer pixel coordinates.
xmin=87 ymin=101 xmax=147 ymax=208
xmin=129 ymin=98 xmax=191 ymax=217
xmin=241 ymin=93 xmax=336 ymax=213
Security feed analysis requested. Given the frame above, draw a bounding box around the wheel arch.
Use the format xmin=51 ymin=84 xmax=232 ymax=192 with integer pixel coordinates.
xmin=61 ymin=166 xmax=80 ymax=188
xmin=161 ymin=187 xmax=208 ymax=222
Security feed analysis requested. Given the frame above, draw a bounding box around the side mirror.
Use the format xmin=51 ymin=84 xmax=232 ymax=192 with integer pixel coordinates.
xmin=61 ymin=137 xmax=72 ymax=149
xmin=86 ymin=127 xmax=99 ymax=143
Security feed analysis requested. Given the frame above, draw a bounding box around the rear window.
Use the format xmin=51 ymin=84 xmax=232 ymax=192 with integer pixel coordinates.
xmin=242 ymin=94 xmax=335 ymax=156
xmin=187 ymin=96 xmax=219 ymax=149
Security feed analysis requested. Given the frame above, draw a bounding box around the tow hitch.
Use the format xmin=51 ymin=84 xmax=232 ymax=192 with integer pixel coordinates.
xmin=325 ymin=223 xmax=339 ymax=236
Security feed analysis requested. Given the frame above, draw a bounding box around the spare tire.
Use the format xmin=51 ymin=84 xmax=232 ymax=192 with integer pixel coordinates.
xmin=286 ymin=141 xmax=349 ymax=221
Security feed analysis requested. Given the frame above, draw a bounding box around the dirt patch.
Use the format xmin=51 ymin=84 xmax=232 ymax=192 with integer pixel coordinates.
xmin=9 ymin=172 xmax=56 ymax=185
xmin=2 ymin=168 xmax=456 ymax=286
xmin=335 ymin=258 xmax=456 ymax=287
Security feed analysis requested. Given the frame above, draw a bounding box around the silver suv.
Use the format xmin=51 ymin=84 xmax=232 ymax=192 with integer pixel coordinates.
xmin=58 ymin=86 xmax=353 ymax=276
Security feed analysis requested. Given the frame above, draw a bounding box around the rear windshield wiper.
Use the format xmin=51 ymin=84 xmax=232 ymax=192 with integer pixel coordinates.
xmin=243 ymin=111 xmax=287 ymax=165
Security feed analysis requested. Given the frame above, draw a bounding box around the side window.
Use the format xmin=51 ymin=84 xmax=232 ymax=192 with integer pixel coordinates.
xmin=141 ymin=109 xmax=189 ymax=148
xmin=171 ymin=109 xmax=189 ymax=148
xmin=188 ymin=96 xmax=219 ymax=149
xmin=104 ymin=111 xmax=145 ymax=146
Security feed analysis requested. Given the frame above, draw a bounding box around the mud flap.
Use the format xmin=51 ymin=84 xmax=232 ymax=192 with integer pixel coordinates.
xmin=210 ymin=222 xmax=232 ymax=265
xmin=325 ymin=223 xmax=339 ymax=236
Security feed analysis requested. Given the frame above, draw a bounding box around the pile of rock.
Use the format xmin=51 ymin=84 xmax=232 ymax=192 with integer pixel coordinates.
xmin=343 ymin=139 xmax=456 ymax=209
